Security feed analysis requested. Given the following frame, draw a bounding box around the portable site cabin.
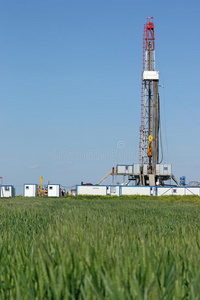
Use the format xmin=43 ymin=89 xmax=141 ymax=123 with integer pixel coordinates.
xmin=75 ymin=185 xmax=120 ymax=196
xmin=1 ymin=185 xmax=15 ymax=197
xmin=120 ymin=186 xmax=151 ymax=196
xmin=76 ymin=185 xmax=107 ymax=196
xmin=76 ymin=185 xmax=150 ymax=196
xmin=76 ymin=184 xmax=200 ymax=197
xmin=156 ymin=186 xmax=200 ymax=196
xmin=119 ymin=186 xmax=200 ymax=196
xmin=24 ymin=184 xmax=38 ymax=197
xmin=47 ymin=184 xmax=60 ymax=197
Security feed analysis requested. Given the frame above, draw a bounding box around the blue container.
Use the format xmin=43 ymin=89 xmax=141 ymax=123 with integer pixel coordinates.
xmin=180 ymin=176 xmax=186 ymax=186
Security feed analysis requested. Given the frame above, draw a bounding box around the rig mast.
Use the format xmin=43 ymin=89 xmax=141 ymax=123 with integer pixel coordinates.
xmin=97 ymin=17 xmax=174 ymax=188
xmin=139 ymin=17 xmax=159 ymax=180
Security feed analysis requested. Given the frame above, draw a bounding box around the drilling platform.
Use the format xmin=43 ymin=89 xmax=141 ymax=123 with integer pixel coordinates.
xmin=76 ymin=17 xmax=200 ymax=195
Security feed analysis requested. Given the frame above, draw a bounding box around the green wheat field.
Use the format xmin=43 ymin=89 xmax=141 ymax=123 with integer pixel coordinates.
xmin=0 ymin=195 xmax=200 ymax=299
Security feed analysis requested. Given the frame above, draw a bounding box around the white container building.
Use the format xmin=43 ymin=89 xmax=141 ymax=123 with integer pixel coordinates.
xmin=76 ymin=185 xmax=107 ymax=196
xmin=47 ymin=184 xmax=60 ymax=197
xmin=1 ymin=185 xmax=15 ymax=197
xmin=120 ymin=186 xmax=151 ymax=196
xmin=185 ymin=187 xmax=200 ymax=196
xmin=156 ymin=164 xmax=172 ymax=176
xmin=75 ymin=185 xmax=200 ymax=197
xmin=157 ymin=187 xmax=185 ymax=196
xmin=116 ymin=165 xmax=133 ymax=175
xmin=24 ymin=184 xmax=38 ymax=197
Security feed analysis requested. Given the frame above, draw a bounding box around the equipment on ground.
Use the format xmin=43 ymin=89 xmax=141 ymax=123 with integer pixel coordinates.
xmin=37 ymin=176 xmax=47 ymax=196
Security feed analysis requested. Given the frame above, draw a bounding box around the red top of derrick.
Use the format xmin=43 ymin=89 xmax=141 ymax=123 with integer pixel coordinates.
xmin=144 ymin=17 xmax=155 ymax=50
xmin=148 ymin=22 xmax=154 ymax=29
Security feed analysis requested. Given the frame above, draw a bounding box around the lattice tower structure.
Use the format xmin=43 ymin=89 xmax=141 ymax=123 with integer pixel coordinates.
xmin=139 ymin=17 xmax=159 ymax=172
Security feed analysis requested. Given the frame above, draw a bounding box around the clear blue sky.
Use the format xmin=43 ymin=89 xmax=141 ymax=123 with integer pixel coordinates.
xmin=0 ymin=0 xmax=199 ymax=194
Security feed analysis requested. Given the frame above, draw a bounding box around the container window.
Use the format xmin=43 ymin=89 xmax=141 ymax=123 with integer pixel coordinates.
xmin=26 ymin=186 xmax=29 ymax=189
xmin=5 ymin=187 xmax=10 ymax=191
xmin=173 ymin=189 xmax=177 ymax=193
xmin=49 ymin=186 xmax=53 ymax=190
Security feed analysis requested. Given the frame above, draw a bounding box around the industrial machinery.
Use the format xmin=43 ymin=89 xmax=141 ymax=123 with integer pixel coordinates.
xmin=37 ymin=176 xmax=47 ymax=196
xmin=97 ymin=17 xmax=181 ymax=187
xmin=136 ymin=17 xmax=172 ymax=185
xmin=139 ymin=17 xmax=160 ymax=184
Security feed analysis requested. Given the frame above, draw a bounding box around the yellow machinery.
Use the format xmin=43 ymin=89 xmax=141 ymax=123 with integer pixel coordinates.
xmin=37 ymin=176 xmax=47 ymax=196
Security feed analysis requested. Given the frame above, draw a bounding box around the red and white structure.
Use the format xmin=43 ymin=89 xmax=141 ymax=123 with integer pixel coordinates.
xmin=94 ymin=17 xmax=178 ymax=188
xmin=139 ymin=18 xmax=158 ymax=166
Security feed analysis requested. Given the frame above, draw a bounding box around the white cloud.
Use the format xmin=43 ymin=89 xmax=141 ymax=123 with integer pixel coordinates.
xmin=29 ymin=165 xmax=39 ymax=169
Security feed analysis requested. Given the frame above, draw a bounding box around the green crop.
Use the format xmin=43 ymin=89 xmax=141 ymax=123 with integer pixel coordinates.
xmin=0 ymin=196 xmax=200 ymax=299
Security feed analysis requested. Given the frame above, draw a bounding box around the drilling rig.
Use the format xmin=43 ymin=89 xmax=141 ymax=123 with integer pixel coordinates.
xmin=97 ymin=17 xmax=178 ymax=187
xmin=139 ymin=17 xmax=160 ymax=185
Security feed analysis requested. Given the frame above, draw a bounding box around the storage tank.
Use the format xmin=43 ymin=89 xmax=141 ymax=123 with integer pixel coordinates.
xmin=180 ymin=176 xmax=186 ymax=186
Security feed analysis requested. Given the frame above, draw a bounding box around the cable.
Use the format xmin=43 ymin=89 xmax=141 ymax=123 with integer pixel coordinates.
xmin=158 ymin=93 xmax=163 ymax=164
xmin=156 ymin=49 xmax=169 ymax=164
xmin=162 ymin=84 xmax=169 ymax=163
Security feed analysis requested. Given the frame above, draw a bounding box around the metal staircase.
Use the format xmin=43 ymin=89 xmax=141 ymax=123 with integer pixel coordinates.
xmin=172 ymin=174 xmax=183 ymax=186
xmin=97 ymin=170 xmax=112 ymax=185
